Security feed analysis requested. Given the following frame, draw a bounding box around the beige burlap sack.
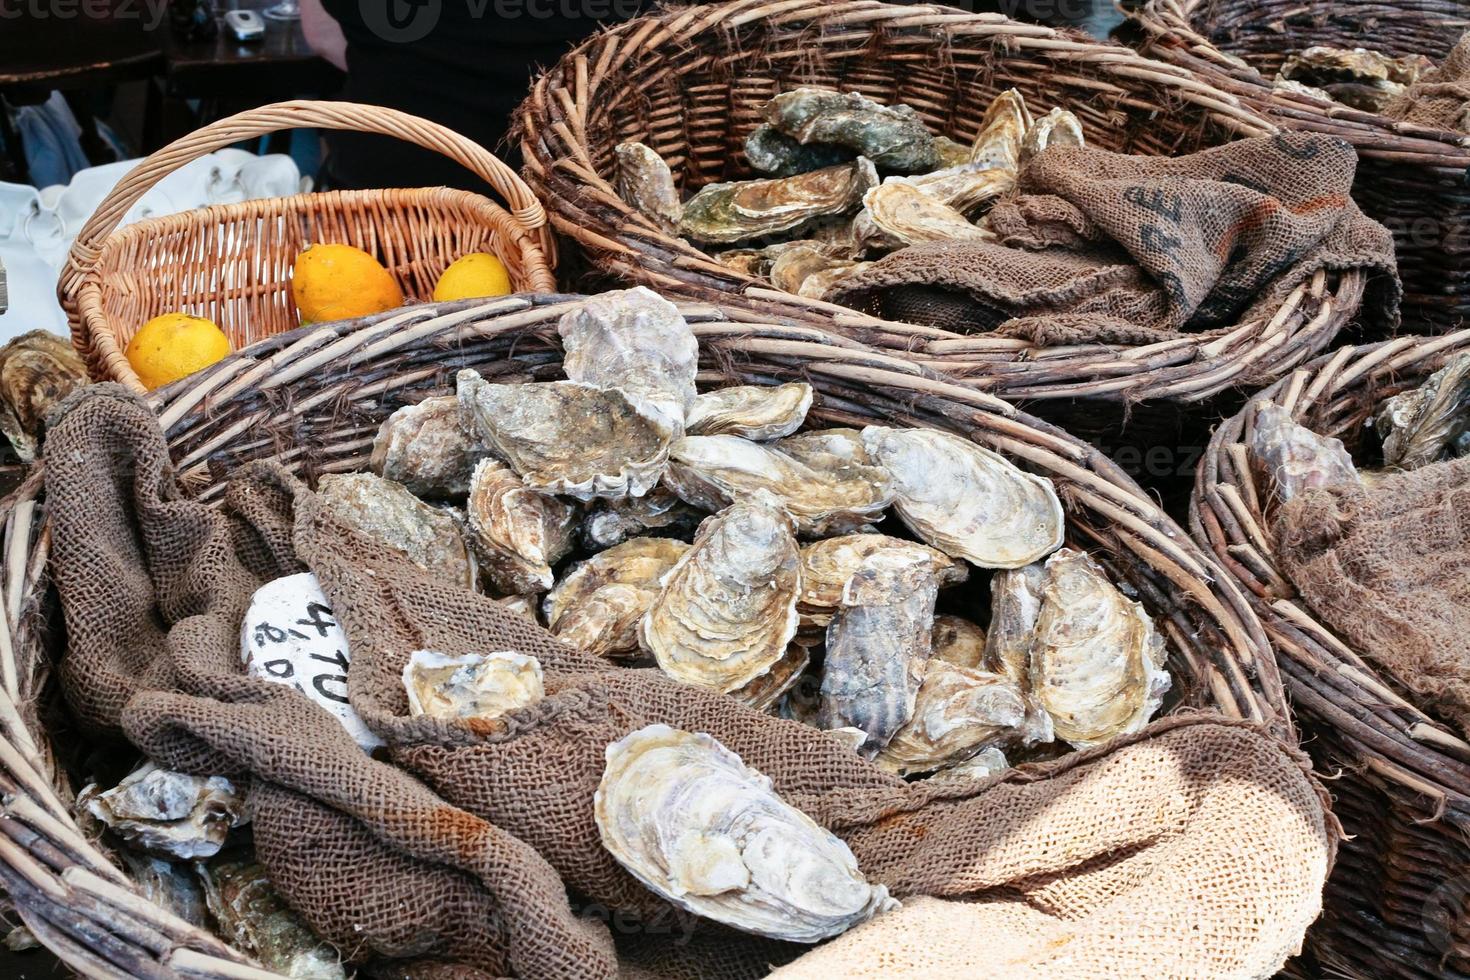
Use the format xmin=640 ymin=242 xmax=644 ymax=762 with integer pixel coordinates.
xmin=46 ymin=385 xmax=1334 ymax=979
xmin=1385 ymin=32 xmax=1470 ymax=134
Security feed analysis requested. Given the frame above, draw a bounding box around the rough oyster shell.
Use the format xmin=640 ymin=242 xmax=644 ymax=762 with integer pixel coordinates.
xmin=818 ymin=551 xmax=938 ymax=755
xmin=581 ymin=487 xmax=706 ymax=549
xmin=1278 ymin=45 xmax=1431 ymax=111
xmin=466 ymin=458 xmax=576 ymax=595
xmin=1247 ymin=401 xmax=1360 ymax=502
xmin=762 ymin=87 xmax=938 ymax=173
xmin=797 ymin=533 xmax=966 ymax=632
xmin=931 ymin=615 xmax=988 ymax=669
xmin=199 ymin=860 xmax=346 ymax=980
xmin=497 ymin=594 xmax=539 ymax=622
xmin=862 ymin=426 xmax=1064 ymax=568
xmin=1029 ymin=548 xmax=1170 ymax=749
xmin=79 ymin=764 xmax=244 ymax=860
xmin=371 ymin=395 xmax=487 ymax=499
xmin=884 ymin=167 xmax=1014 ymax=218
xmin=678 ymin=159 xmax=879 ymax=246
xmin=558 ymin=287 xmax=699 ymax=434
xmin=640 ymin=491 xmax=801 ymax=693
xmin=1374 ymin=352 xmax=1470 ymax=471
xmin=932 ymin=136 xmax=974 ymax=170
xmin=856 ymin=182 xmax=993 ymax=252
xmin=745 ymin=124 xmax=854 ymax=176
xmin=934 ymin=746 xmax=1010 ymax=781
xmin=665 ymin=435 xmax=893 ymax=536
xmin=119 ymin=852 xmax=208 ymax=928
xmin=686 ymin=382 xmax=813 ymax=440
xmin=457 ymin=370 xmax=672 ymax=501
xmin=774 ymin=427 xmax=870 ymax=468
xmin=799 ymin=262 xmax=871 ymax=300
xmin=594 ymin=724 xmax=897 ymax=942
xmin=317 ymin=473 xmax=475 ymax=588
xmin=545 ymin=537 xmax=690 ymax=659
xmin=969 ymin=89 xmax=1030 ymax=171
xmin=0 ymin=329 xmax=88 ymax=463
xmin=402 ymin=650 xmax=544 ymax=722
xmin=615 ymin=142 xmax=682 ymax=234
xmin=769 ymin=245 xmax=865 ymax=297
xmin=984 ymin=563 xmax=1046 ymax=687
xmin=872 ymin=662 xmax=1028 ymax=776
xmin=731 ymin=643 xmax=811 ymax=712
xmin=1020 ymin=108 xmax=1085 ymax=166
xmin=713 ymin=248 xmax=774 ymax=278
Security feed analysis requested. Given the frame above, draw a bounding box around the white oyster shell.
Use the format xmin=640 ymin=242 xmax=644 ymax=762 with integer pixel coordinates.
xmin=1247 ymin=401 xmax=1360 ymax=502
xmin=686 ymin=383 xmax=813 ymax=440
xmin=79 ymin=764 xmax=244 ymax=860
xmin=984 ymin=563 xmax=1046 ymax=687
xmin=1020 ymin=107 xmax=1085 ymax=165
xmin=594 ymin=724 xmax=897 ymax=942
xmin=581 ymin=487 xmax=705 ymax=550
xmin=466 ymin=458 xmax=577 ymax=595
xmin=969 ymin=89 xmax=1030 ymax=171
xmin=402 ymin=650 xmax=544 ymax=723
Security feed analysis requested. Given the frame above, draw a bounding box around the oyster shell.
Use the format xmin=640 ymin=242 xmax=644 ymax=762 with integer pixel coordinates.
xmin=933 ymin=136 xmax=974 ymax=170
xmin=762 ymin=87 xmax=938 ymax=173
xmin=931 ymin=615 xmax=988 ymax=669
xmin=595 ymin=724 xmax=897 ymax=942
xmin=497 ymin=594 xmax=539 ymax=621
xmin=745 ymin=124 xmax=854 ymax=177
xmin=885 ymin=167 xmax=1014 ymax=218
xmin=1247 ymin=401 xmax=1360 ymax=502
xmin=665 ymin=435 xmax=893 ymax=536
xmin=78 ymin=764 xmax=244 ymax=860
xmin=872 ymin=662 xmax=1028 ymax=776
xmin=799 ymin=262 xmax=871 ymax=300
xmin=731 ymin=643 xmax=811 ymax=712
xmin=581 ymin=487 xmax=706 ymax=549
xmin=798 ymin=533 xmax=966 ymax=631
xmin=686 ymin=382 xmax=813 ymax=440
xmin=457 ymin=370 xmax=672 ymax=501
xmin=774 ymin=427 xmax=870 ymax=468
xmin=969 ymin=89 xmax=1030 ymax=171
xmin=935 ymin=746 xmax=1010 ymax=781
xmin=0 ymin=330 xmax=88 ymax=463
xmin=466 ymin=458 xmax=576 ymax=595
xmin=983 ymin=563 xmax=1046 ymax=687
xmin=317 ymin=473 xmax=475 ymax=588
xmin=370 ymin=395 xmax=487 ymax=499
xmin=1374 ymin=352 xmax=1470 ymax=471
xmin=1020 ymin=108 xmax=1085 ymax=165
xmin=1029 ymin=548 xmax=1171 ymax=749
xmin=824 ymin=726 xmax=871 ymax=754
xmin=558 ymin=287 xmax=699 ymax=434
xmin=678 ymin=160 xmax=879 ymax=246
xmin=615 ymin=141 xmax=682 ymax=235
xmin=545 ymin=537 xmax=690 ymax=659
xmin=200 ymin=860 xmax=346 ymax=980
xmin=857 ymin=182 xmax=993 ymax=252
xmin=119 ymin=853 xmax=208 ymax=928
xmin=713 ymin=248 xmax=773 ymax=278
xmin=1278 ymin=45 xmax=1431 ymax=112
xmin=862 ymin=426 xmax=1064 ymax=568
xmin=640 ymin=492 xmax=801 ymax=693
xmin=818 ymin=551 xmax=938 ymax=755
xmin=769 ymin=244 xmax=864 ymax=297
xmin=402 ymin=650 xmax=544 ymax=722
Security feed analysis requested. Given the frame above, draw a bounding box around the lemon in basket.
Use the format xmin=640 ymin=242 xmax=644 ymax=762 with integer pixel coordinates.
xmin=124 ymin=313 xmax=232 ymax=391
xmin=292 ymin=244 xmax=404 ymax=324
xmin=433 ymin=252 xmax=513 ymax=302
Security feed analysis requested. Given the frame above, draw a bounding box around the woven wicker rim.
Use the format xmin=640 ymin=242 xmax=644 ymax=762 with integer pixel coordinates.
xmin=0 ymin=292 xmax=1292 ymax=978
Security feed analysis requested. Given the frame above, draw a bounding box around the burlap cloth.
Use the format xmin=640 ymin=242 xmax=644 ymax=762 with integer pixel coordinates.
xmin=47 ymin=385 xmax=1334 ymax=979
xmin=828 ymin=133 xmax=1398 ymax=344
xmin=1275 ymin=455 xmax=1470 ymax=738
xmin=1385 ymin=32 xmax=1470 ymax=133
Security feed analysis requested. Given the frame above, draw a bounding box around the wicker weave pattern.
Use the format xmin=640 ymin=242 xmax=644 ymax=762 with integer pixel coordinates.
xmin=1192 ymin=329 xmax=1470 ymax=979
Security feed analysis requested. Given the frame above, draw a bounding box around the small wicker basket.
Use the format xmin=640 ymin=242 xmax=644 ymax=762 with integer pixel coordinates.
xmin=1192 ymin=329 xmax=1470 ymax=979
xmin=59 ymin=100 xmax=559 ymax=393
xmin=0 ymin=292 xmax=1300 ymax=977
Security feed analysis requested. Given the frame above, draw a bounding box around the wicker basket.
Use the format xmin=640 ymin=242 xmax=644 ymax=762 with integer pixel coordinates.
xmin=515 ymin=0 xmax=1373 ymax=443
xmin=1192 ymin=329 xmax=1470 ymax=979
xmin=1127 ymin=0 xmax=1470 ymax=334
xmin=0 ymin=292 xmax=1301 ymax=977
xmin=59 ymin=100 xmax=559 ymax=393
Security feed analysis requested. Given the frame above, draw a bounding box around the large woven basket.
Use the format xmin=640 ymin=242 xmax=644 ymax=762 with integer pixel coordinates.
xmin=0 ymin=292 xmax=1305 ymax=977
xmin=1127 ymin=0 xmax=1470 ymax=334
xmin=1192 ymin=329 xmax=1470 ymax=979
xmin=515 ymin=0 xmax=1372 ymax=441
xmin=59 ymin=100 xmax=559 ymax=393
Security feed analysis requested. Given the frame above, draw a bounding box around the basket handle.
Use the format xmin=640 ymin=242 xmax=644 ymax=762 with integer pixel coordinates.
xmin=61 ymin=100 xmax=552 ymax=291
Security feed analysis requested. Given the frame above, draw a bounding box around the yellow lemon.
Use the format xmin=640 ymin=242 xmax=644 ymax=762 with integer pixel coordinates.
xmin=292 ymin=243 xmax=404 ymax=323
xmin=433 ymin=252 xmax=513 ymax=302
xmin=124 ymin=313 xmax=232 ymax=391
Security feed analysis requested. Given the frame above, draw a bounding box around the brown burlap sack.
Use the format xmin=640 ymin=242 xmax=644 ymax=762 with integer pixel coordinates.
xmin=1385 ymin=32 xmax=1470 ymax=134
xmin=828 ymin=133 xmax=1398 ymax=343
xmin=1275 ymin=454 xmax=1470 ymax=737
xmin=47 ymin=385 xmax=1334 ymax=978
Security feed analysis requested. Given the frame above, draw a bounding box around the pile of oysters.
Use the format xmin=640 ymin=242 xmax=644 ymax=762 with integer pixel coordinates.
xmin=1270 ymin=45 xmax=1434 ymax=112
xmin=615 ymin=87 xmax=1082 ymax=301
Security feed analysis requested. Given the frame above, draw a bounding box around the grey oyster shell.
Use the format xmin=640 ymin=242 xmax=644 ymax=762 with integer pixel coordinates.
xmin=199 ymin=860 xmax=346 ymax=979
xmin=862 ymin=426 xmax=1064 ymax=568
xmin=872 ymin=662 xmax=1029 ymax=776
xmin=78 ymin=764 xmax=244 ymax=860
xmin=466 ymin=458 xmax=577 ymax=595
xmin=762 ymin=87 xmax=938 ymax=173
xmin=594 ymin=724 xmax=897 ymax=942
xmin=402 ymin=650 xmax=544 ymax=723
xmin=317 ymin=473 xmax=475 ymax=588
xmin=685 ymin=382 xmax=813 ymax=440
xmin=818 ymin=550 xmax=938 ymax=756
xmin=370 ymin=395 xmax=488 ymax=499
xmin=457 ymin=369 xmax=672 ymax=501
xmin=639 ymin=491 xmax=801 ymax=693
xmin=581 ymin=487 xmax=706 ymax=549
xmin=1247 ymin=401 xmax=1360 ymax=503
xmin=1374 ymin=352 xmax=1470 ymax=471
xmin=984 ymin=563 xmax=1046 ymax=687
xmin=615 ymin=142 xmax=682 ymax=234
xmin=544 ymin=537 xmax=690 ymax=660
xmin=1020 ymin=108 xmax=1085 ymax=166
xmin=797 ymin=533 xmax=966 ymax=632
xmin=745 ymin=124 xmax=854 ymax=176
xmin=931 ymin=615 xmax=988 ymax=670
xmin=678 ymin=159 xmax=879 ymax=246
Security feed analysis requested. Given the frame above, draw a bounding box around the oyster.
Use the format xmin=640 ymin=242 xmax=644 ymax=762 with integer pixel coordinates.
xmin=745 ymin=124 xmax=854 ymax=176
xmin=581 ymin=487 xmax=706 ymax=549
xmin=931 ymin=615 xmax=988 ymax=669
xmin=862 ymin=426 xmax=1064 ymax=568
xmin=1029 ymin=548 xmax=1171 ymax=749
xmin=933 ymin=136 xmax=974 ymax=170
xmin=731 ymin=644 xmax=811 ymax=712
xmin=774 ymin=427 xmax=870 ymax=468
xmin=615 ymin=142 xmax=682 ymax=235
xmin=762 ymin=87 xmax=938 ymax=173
xmin=1278 ymin=45 xmax=1432 ymax=112
xmin=935 ymin=746 xmax=1010 ymax=781
xmin=640 ymin=492 xmax=801 ymax=693
xmin=200 ymin=860 xmax=346 ymax=980
xmin=798 ymin=262 xmax=871 ymax=300
xmin=713 ymin=248 xmax=773 ymax=278
xmin=770 ymin=244 xmax=864 ymax=297
xmin=545 ymin=537 xmax=690 ymax=659
xmin=558 ymin=287 xmax=699 ymax=434
xmin=824 ymin=726 xmax=871 ymax=754
xmin=984 ymin=563 xmax=1046 ymax=687
xmin=0 ymin=330 xmax=88 ymax=462
xmin=818 ymin=551 xmax=938 ymax=755
xmin=885 ymin=167 xmax=1014 ymax=217
xmin=1247 ymin=401 xmax=1360 ymax=502
xmin=317 ymin=473 xmax=475 ymax=589
xmin=497 ymin=594 xmax=539 ymax=621
xmin=370 ymin=395 xmax=487 ymax=499
xmin=665 ymin=435 xmax=893 ymax=536
xmin=402 ymin=650 xmax=544 ymax=723
xmin=119 ymin=853 xmax=208 ymax=928
xmin=458 ymin=370 xmax=672 ymax=501
xmin=1019 ymin=108 xmax=1085 ymax=166
xmin=595 ymin=724 xmax=897 ymax=942
xmin=1272 ymin=77 xmax=1333 ymax=102
xmin=872 ymin=662 xmax=1028 ymax=776
xmin=797 ymin=533 xmax=966 ymax=631
xmin=678 ymin=160 xmax=879 ymax=246
xmin=1374 ymin=353 xmax=1470 ymax=471
xmin=686 ymin=382 xmax=813 ymax=440
xmin=78 ymin=764 xmax=244 ymax=860
xmin=856 ymin=182 xmax=993 ymax=252
xmin=466 ymin=458 xmax=576 ymax=595
xmin=969 ymin=89 xmax=1031 ymax=171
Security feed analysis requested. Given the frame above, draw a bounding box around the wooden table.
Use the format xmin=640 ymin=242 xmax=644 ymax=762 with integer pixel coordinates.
xmin=163 ymin=0 xmax=341 ymax=99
